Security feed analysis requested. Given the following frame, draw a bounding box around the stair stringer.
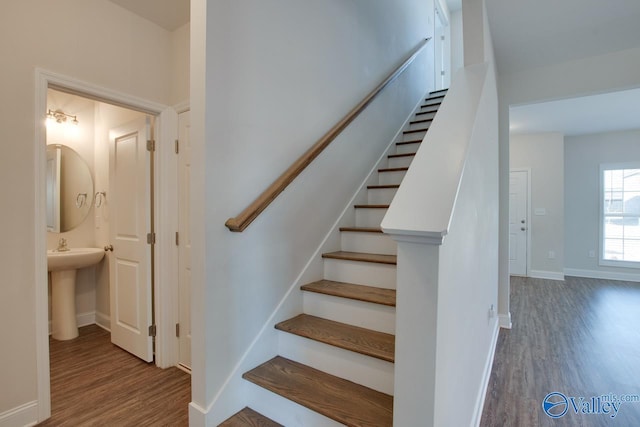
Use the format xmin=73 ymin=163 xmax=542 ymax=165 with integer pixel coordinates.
xmin=203 ymin=94 xmax=427 ymax=426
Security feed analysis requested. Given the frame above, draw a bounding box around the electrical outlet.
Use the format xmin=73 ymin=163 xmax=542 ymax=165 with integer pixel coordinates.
xmin=588 ymin=250 xmax=595 ymax=258
xmin=548 ymin=250 xmax=556 ymax=259
xmin=489 ymin=304 xmax=496 ymax=319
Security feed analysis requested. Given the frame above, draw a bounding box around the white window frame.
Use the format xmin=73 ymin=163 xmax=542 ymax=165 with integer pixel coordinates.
xmin=599 ymin=162 xmax=640 ymax=269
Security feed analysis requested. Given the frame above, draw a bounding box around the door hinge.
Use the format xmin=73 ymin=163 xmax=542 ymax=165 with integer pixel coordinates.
xmin=175 ymin=139 xmax=179 ymax=154
xmin=147 ymin=139 xmax=156 ymax=152
xmin=147 ymin=232 xmax=156 ymax=245
xmin=441 ymin=35 xmax=445 ymax=41
xmin=176 ymin=323 xmax=180 ymax=338
xmin=148 ymin=324 xmax=157 ymax=337
xmin=441 ymin=70 xmax=446 ymax=76
xmin=175 ymin=232 xmax=179 ymax=246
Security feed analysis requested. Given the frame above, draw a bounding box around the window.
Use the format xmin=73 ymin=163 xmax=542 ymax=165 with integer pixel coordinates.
xmin=601 ymin=164 xmax=640 ymax=267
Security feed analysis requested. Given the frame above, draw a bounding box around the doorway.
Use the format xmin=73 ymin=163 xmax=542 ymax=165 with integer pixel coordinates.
xmin=35 ymin=69 xmax=183 ymax=420
xmin=509 ymin=169 xmax=530 ymax=276
xmin=434 ymin=1 xmax=451 ymax=91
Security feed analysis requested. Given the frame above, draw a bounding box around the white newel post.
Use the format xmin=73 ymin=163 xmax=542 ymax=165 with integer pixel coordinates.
xmin=389 ymin=235 xmax=442 ymax=427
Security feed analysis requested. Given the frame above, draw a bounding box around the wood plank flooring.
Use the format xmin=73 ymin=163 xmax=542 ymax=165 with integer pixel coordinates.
xmin=37 ymin=325 xmax=190 ymax=427
xmin=480 ymin=276 xmax=640 ymax=427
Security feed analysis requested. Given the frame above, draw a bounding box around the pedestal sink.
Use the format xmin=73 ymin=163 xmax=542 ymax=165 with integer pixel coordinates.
xmin=47 ymin=248 xmax=105 ymax=340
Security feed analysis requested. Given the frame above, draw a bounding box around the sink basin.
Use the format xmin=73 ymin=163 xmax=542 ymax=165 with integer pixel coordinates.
xmin=47 ymin=247 xmax=105 ymax=272
xmin=47 ymin=247 xmax=105 ymax=340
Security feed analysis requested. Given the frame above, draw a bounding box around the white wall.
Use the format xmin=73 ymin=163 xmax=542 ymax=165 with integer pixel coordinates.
xmin=0 ymin=0 xmax=176 ymax=421
xmin=450 ymin=10 xmax=464 ymax=75
xmin=171 ymin=23 xmax=191 ymax=106
xmin=565 ymin=129 xmax=640 ymax=281
xmin=191 ymin=0 xmax=435 ymax=421
xmin=510 ymin=133 xmax=565 ymax=278
xmin=497 ymin=46 xmax=640 ymax=323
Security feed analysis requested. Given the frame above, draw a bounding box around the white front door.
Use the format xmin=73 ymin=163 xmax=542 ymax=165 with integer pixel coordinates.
xmin=109 ymin=117 xmax=154 ymax=362
xmin=178 ymin=110 xmax=192 ymax=369
xmin=509 ymin=170 xmax=528 ymax=276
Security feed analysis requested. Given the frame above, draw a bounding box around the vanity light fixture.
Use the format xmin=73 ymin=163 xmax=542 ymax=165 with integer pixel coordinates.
xmin=46 ymin=109 xmax=79 ymax=125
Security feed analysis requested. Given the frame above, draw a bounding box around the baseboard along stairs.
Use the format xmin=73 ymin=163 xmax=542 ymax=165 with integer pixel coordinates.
xmin=220 ymin=89 xmax=448 ymax=427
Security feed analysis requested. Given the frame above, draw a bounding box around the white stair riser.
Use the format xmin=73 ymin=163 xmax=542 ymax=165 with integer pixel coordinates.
xmin=355 ymin=208 xmax=387 ymax=228
xmin=378 ymin=170 xmax=407 ymax=185
xmin=246 ymin=382 xmax=344 ymax=427
xmin=388 ymin=155 xmax=414 ymax=169
xmin=415 ymin=111 xmax=436 ymax=120
xmin=409 ymin=122 xmax=431 ymax=131
xmin=341 ymin=232 xmax=396 ymax=255
xmin=323 ymin=258 xmax=396 ymax=289
xmin=367 ymin=187 xmax=398 ymax=204
xmin=402 ymin=130 xmax=426 ymax=141
xmin=278 ymin=332 xmax=395 ymax=395
xmin=302 ymin=291 xmax=396 ymax=334
xmin=395 ymin=143 xmax=420 ymax=155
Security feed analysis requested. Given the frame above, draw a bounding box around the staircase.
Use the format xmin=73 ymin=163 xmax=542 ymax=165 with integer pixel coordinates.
xmin=220 ymin=89 xmax=447 ymax=426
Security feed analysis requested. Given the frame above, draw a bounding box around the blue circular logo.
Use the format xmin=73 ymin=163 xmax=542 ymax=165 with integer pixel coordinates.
xmin=543 ymin=392 xmax=569 ymax=418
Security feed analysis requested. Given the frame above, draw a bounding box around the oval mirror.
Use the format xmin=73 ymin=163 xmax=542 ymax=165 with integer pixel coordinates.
xmin=45 ymin=145 xmax=94 ymax=233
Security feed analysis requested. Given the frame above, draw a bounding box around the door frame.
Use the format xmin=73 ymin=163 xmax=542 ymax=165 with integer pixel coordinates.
xmin=509 ymin=168 xmax=532 ymax=277
xmin=34 ymin=69 xmax=181 ymax=420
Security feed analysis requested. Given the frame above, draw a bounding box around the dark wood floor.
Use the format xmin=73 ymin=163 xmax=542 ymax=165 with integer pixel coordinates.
xmin=481 ymin=276 xmax=640 ymax=427
xmin=37 ymin=325 xmax=190 ymax=427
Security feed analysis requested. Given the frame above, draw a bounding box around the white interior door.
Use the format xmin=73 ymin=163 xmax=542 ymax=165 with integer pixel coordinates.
xmin=109 ymin=117 xmax=154 ymax=362
xmin=509 ymin=170 xmax=528 ymax=276
xmin=178 ymin=110 xmax=192 ymax=369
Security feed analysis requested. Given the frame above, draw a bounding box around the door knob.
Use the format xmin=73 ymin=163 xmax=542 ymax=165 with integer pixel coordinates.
xmin=520 ymin=227 xmax=526 ymax=231
xmin=521 ymin=220 xmax=525 ymax=224
xmin=104 ymin=245 xmax=114 ymax=252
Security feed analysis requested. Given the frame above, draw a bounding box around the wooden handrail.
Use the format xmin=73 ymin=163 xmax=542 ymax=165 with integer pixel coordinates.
xmin=225 ymin=38 xmax=431 ymax=232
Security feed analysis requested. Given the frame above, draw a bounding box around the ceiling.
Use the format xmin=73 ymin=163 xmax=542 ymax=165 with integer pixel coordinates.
xmin=510 ymin=88 xmax=640 ymax=136
xmin=108 ymin=0 xmax=189 ymax=32
xmin=485 ymin=0 xmax=640 ymax=75
xmin=485 ymin=0 xmax=640 ymax=136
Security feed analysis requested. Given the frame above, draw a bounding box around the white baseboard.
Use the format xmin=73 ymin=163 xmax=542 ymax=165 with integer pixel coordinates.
xmin=77 ymin=311 xmax=96 ymax=328
xmin=529 ymin=270 xmax=565 ymax=281
xmin=48 ymin=311 xmax=97 ymax=335
xmin=472 ymin=319 xmax=500 ymax=427
xmin=95 ymin=311 xmax=111 ymax=331
xmin=0 ymin=401 xmax=38 ymax=427
xmin=499 ymin=312 xmax=512 ymax=329
xmin=564 ymin=268 xmax=640 ymax=283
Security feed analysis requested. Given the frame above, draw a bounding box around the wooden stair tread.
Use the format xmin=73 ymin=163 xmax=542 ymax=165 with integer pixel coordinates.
xmin=388 ymin=153 xmax=415 ymax=159
xmin=339 ymin=226 xmax=383 ymax=233
xmin=403 ymin=127 xmax=429 ymax=134
xmin=354 ymin=204 xmax=389 ymax=209
xmin=419 ymin=104 xmax=440 ymax=110
xmin=301 ymin=280 xmax=396 ymax=306
xmin=322 ymin=251 xmax=397 ymax=265
xmin=219 ymin=407 xmax=283 ymax=427
xmin=243 ymin=356 xmax=393 ymax=427
xmin=275 ymin=314 xmax=395 ymax=362
xmin=425 ymin=95 xmax=445 ymax=101
xmin=378 ymin=167 xmax=408 ymax=172
xmin=395 ymin=140 xmax=421 ymax=146
xmin=410 ymin=117 xmax=434 ymax=125
xmin=367 ymin=184 xmax=399 ymax=189
xmin=430 ymin=88 xmax=448 ymax=95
